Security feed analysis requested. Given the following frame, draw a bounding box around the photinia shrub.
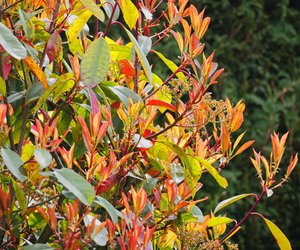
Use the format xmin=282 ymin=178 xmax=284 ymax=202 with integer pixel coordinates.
xmin=0 ymin=0 xmax=298 ymax=249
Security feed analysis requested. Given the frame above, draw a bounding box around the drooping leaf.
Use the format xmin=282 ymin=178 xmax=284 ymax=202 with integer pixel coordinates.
xmin=207 ymin=216 xmax=233 ymax=227
xmin=25 ymin=82 xmax=45 ymax=104
xmin=94 ymin=196 xmax=121 ymax=223
xmin=214 ymin=193 xmax=254 ymax=213
xmin=146 ymin=100 xmax=176 ymax=112
xmin=54 ymin=168 xmax=95 ymax=206
xmin=262 ymin=217 xmax=292 ymax=250
xmin=1 ymin=148 xmax=26 ymax=182
xmin=22 ymin=244 xmax=54 ymax=250
xmin=81 ymin=37 xmax=110 ymax=86
xmin=123 ymin=28 xmax=152 ymax=84
xmin=0 ymin=22 xmax=27 ymax=60
xmin=120 ymin=0 xmax=139 ymax=29
xmin=79 ymin=0 xmax=105 ymax=22
xmin=12 ymin=178 xmax=27 ymax=212
xmin=24 ymin=56 xmax=48 ymax=89
xmin=153 ymin=50 xmax=186 ymax=81
xmin=34 ymin=148 xmax=52 ymax=170
xmin=198 ymin=157 xmax=228 ymax=188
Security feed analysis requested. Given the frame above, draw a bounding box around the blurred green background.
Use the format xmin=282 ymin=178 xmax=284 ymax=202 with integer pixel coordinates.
xmin=196 ymin=0 xmax=300 ymax=249
xmin=154 ymin=0 xmax=300 ymax=249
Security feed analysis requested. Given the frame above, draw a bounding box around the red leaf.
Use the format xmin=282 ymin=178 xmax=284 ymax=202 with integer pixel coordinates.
xmin=119 ymin=59 xmax=135 ymax=78
xmin=146 ymin=100 xmax=176 ymax=112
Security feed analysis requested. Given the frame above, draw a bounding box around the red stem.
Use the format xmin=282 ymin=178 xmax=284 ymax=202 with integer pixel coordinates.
xmin=219 ymin=190 xmax=265 ymax=244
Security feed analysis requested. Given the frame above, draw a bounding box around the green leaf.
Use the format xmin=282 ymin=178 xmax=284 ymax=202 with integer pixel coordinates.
xmin=25 ymin=82 xmax=45 ymax=104
xmin=158 ymin=141 xmax=201 ymax=197
xmin=214 ymin=193 xmax=254 ymax=213
xmin=12 ymin=179 xmax=27 ymax=213
xmin=34 ymin=148 xmax=52 ymax=169
xmin=94 ymin=196 xmax=121 ymax=223
xmin=120 ymin=0 xmax=139 ymax=29
xmin=138 ymin=36 xmax=152 ymax=56
xmin=123 ymin=28 xmax=152 ymax=84
xmin=83 ymin=214 xmax=108 ymax=246
xmin=22 ymin=244 xmax=53 ymax=250
xmin=79 ymin=0 xmax=105 ymax=22
xmin=197 ymin=157 xmax=228 ymax=188
xmin=170 ymin=163 xmax=184 ymax=184
xmin=54 ymin=168 xmax=95 ymax=206
xmin=81 ymin=37 xmax=110 ymax=86
xmin=207 ymin=217 xmax=233 ymax=227
xmin=180 ymin=211 xmax=198 ymax=223
xmin=1 ymin=148 xmax=26 ymax=182
xmin=190 ymin=205 xmax=204 ymax=222
xmin=263 ymin=217 xmax=292 ymax=250
xmin=32 ymin=73 xmax=75 ymax=113
xmin=100 ymin=0 xmax=120 ymax=21
xmin=153 ymin=50 xmax=186 ymax=81
xmin=0 ymin=22 xmax=27 ymax=60
xmin=0 ymin=77 xmax=6 ymax=96
xmin=106 ymin=85 xmax=142 ymax=107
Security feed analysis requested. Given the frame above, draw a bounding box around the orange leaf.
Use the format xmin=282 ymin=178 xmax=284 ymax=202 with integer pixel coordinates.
xmin=24 ymin=56 xmax=48 ymax=89
xmin=146 ymin=100 xmax=176 ymax=112
xmin=234 ymin=140 xmax=255 ymax=156
xmin=119 ymin=59 xmax=135 ymax=78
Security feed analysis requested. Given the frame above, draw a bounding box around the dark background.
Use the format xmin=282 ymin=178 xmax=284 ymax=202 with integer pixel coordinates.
xmin=154 ymin=0 xmax=300 ymax=249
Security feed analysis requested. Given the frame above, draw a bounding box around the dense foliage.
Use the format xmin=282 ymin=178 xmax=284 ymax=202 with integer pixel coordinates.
xmin=0 ymin=0 xmax=298 ymax=249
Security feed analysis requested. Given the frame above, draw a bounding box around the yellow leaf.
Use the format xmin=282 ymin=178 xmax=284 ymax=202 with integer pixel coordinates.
xmin=207 ymin=216 xmax=233 ymax=227
xmin=79 ymin=0 xmax=105 ymax=22
xmin=24 ymin=56 xmax=48 ymax=89
xmin=234 ymin=140 xmax=255 ymax=157
xmin=263 ymin=218 xmax=292 ymax=250
xmin=198 ymin=157 xmax=228 ymax=188
xmin=67 ymin=9 xmax=92 ymax=45
xmin=120 ymin=0 xmax=139 ymax=29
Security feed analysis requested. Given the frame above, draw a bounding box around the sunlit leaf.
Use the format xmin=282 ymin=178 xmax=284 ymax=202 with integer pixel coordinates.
xmin=81 ymin=37 xmax=110 ymax=86
xmin=146 ymin=100 xmax=176 ymax=112
xmin=207 ymin=216 xmax=233 ymax=227
xmin=83 ymin=214 xmax=108 ymax=246
xmin=214 ymin=193 xmax=254 ymax=213
xmin=153 ymin=50 xmax=186 ymax=81
xmin=120 ymin=0 xmax=139 ymax=29
xmin=1 ymin=148 xmax=26 ymax=182
xmin=0 ymin=22 xmax=27 ymax=60
xmin=12 ymin=178 xmax=27 ymax=213
xmin=54 ymin=168 xmax=95 ymax=206
xmin=263 ymin=217 xmax=292 ymax=250
xmin=67 ymin=10 xmax=92 ymax=46
xmin=79 ymin=0 xmax=105 ymax=22
xmin=24 ymin=56 xmax=48 ymax=89
xmin=123 ymin=28 xmax=152 ymax=84
xmin=197 ymin=157 xmax=228 ymax=188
